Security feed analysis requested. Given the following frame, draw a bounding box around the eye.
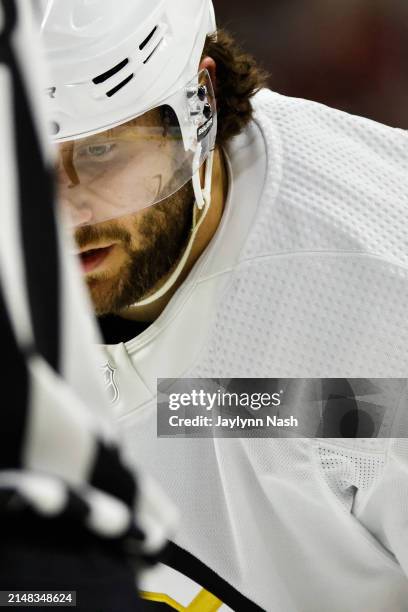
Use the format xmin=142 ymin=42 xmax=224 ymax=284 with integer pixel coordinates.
xmin=87 ymin=143 xmax=115 ymax=157
xmin=77 ymin=142 xmax=117 ymax=161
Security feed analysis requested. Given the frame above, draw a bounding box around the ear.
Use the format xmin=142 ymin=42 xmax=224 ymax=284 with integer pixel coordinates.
xmin=199 ymin=56 xmax=217 ymax=92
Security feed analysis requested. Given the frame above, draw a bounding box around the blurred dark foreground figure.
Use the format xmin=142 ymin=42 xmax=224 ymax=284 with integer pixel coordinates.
xmin=0 ymin=515 xmax=141 ymax=611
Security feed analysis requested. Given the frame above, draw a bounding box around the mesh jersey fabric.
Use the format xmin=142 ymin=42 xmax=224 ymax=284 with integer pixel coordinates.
xmin=194 ymin=89 xmax=408 ymax=379
xmin=103 ymin=90 xmax=408 ymax=611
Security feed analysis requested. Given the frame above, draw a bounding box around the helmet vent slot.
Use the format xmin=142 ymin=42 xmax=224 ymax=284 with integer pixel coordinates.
xmin=143 ymin=39 xmax=163 ymax=65
xmin=139 ymin=26 xmax=158 ymax=51
xmin=92 ymin=58 xmax=129 ymax=85
xmin=93 ymin=58 xmax=129 ymax=84
xmin=106 ymin=73 xmax=134 ymax=97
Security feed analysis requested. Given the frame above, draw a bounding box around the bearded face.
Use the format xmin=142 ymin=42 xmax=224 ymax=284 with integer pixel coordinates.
xmin=56 ymin=108 xmax=195 ymax=315
xmin=73 ymin=181 xmax=194 ymax=315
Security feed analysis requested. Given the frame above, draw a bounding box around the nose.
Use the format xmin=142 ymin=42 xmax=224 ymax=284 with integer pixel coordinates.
xmin=56 ymin=150 xmax=94 ymax=227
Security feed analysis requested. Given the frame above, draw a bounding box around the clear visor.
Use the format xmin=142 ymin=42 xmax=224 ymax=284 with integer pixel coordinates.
xmin=55 ymin=70 xmax=217 ymax=227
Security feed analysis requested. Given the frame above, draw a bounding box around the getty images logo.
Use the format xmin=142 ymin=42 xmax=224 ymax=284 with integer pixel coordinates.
xmin=168 ymin=388 xmax=283 ymax=411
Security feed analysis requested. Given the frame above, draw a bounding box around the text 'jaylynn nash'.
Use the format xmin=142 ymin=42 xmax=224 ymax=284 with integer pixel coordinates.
xmin=169 ymin=415 xmax=299 ymax=429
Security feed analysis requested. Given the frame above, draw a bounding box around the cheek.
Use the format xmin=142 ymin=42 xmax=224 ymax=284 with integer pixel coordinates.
xmin=117 ymin=210 xmax=148 ymax=251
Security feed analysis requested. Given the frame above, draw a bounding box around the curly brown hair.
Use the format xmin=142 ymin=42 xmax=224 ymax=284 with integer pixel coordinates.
xmin=203 ymin=29 xmax=269 ymax=146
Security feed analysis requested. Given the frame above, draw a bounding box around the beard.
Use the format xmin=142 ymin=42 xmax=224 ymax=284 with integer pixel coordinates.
xmin=75 ymin=180 xmax=194 ymax=316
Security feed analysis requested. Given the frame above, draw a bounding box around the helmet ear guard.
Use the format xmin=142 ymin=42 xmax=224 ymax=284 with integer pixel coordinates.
xmin=184 ymin=71 xmax=217 ymax=211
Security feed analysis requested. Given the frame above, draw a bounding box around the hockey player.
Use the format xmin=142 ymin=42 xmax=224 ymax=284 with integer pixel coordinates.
xmin=41 ymin=1 xmax=408 ymax=610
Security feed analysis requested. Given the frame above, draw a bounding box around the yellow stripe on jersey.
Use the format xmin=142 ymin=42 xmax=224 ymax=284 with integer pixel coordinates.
xmin=140 ymin=591 xmax=184 ymax=611
xmin=188 ymin=589 xmax=223 ymax=611
xmin=140 ymin=589 xmax=223 ymax=611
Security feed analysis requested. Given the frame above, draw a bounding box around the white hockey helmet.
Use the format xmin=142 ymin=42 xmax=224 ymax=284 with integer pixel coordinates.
xmin=40 ymin=0 xmax=218 ymax=226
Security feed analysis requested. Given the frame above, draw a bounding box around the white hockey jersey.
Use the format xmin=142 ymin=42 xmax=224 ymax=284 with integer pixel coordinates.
xmin=102 ymin=90 xmax=408 ymax=611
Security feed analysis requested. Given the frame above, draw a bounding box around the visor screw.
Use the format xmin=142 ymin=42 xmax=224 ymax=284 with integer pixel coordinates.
xmin=186 ymin=87 xmax=198 ymax=99
xmin=197 ymin=85 xmax=207 ymax=101
xmin=50 ymin=121 xmax=60 ymax=135
xmin=203 ymin=103 xmax=212 ymax=119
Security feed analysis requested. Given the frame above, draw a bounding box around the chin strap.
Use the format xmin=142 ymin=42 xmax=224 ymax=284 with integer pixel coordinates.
xmin=126 ymin=148 xmax=215 ymax=309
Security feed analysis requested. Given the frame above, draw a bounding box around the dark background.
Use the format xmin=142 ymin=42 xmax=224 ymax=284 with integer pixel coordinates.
xmin=215 ymin=0 xmax=408 ymax=128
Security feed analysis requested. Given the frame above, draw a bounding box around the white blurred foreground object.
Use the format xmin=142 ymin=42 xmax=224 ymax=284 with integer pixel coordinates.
xmin=0 ymin=0 xmax=175 ymax=563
